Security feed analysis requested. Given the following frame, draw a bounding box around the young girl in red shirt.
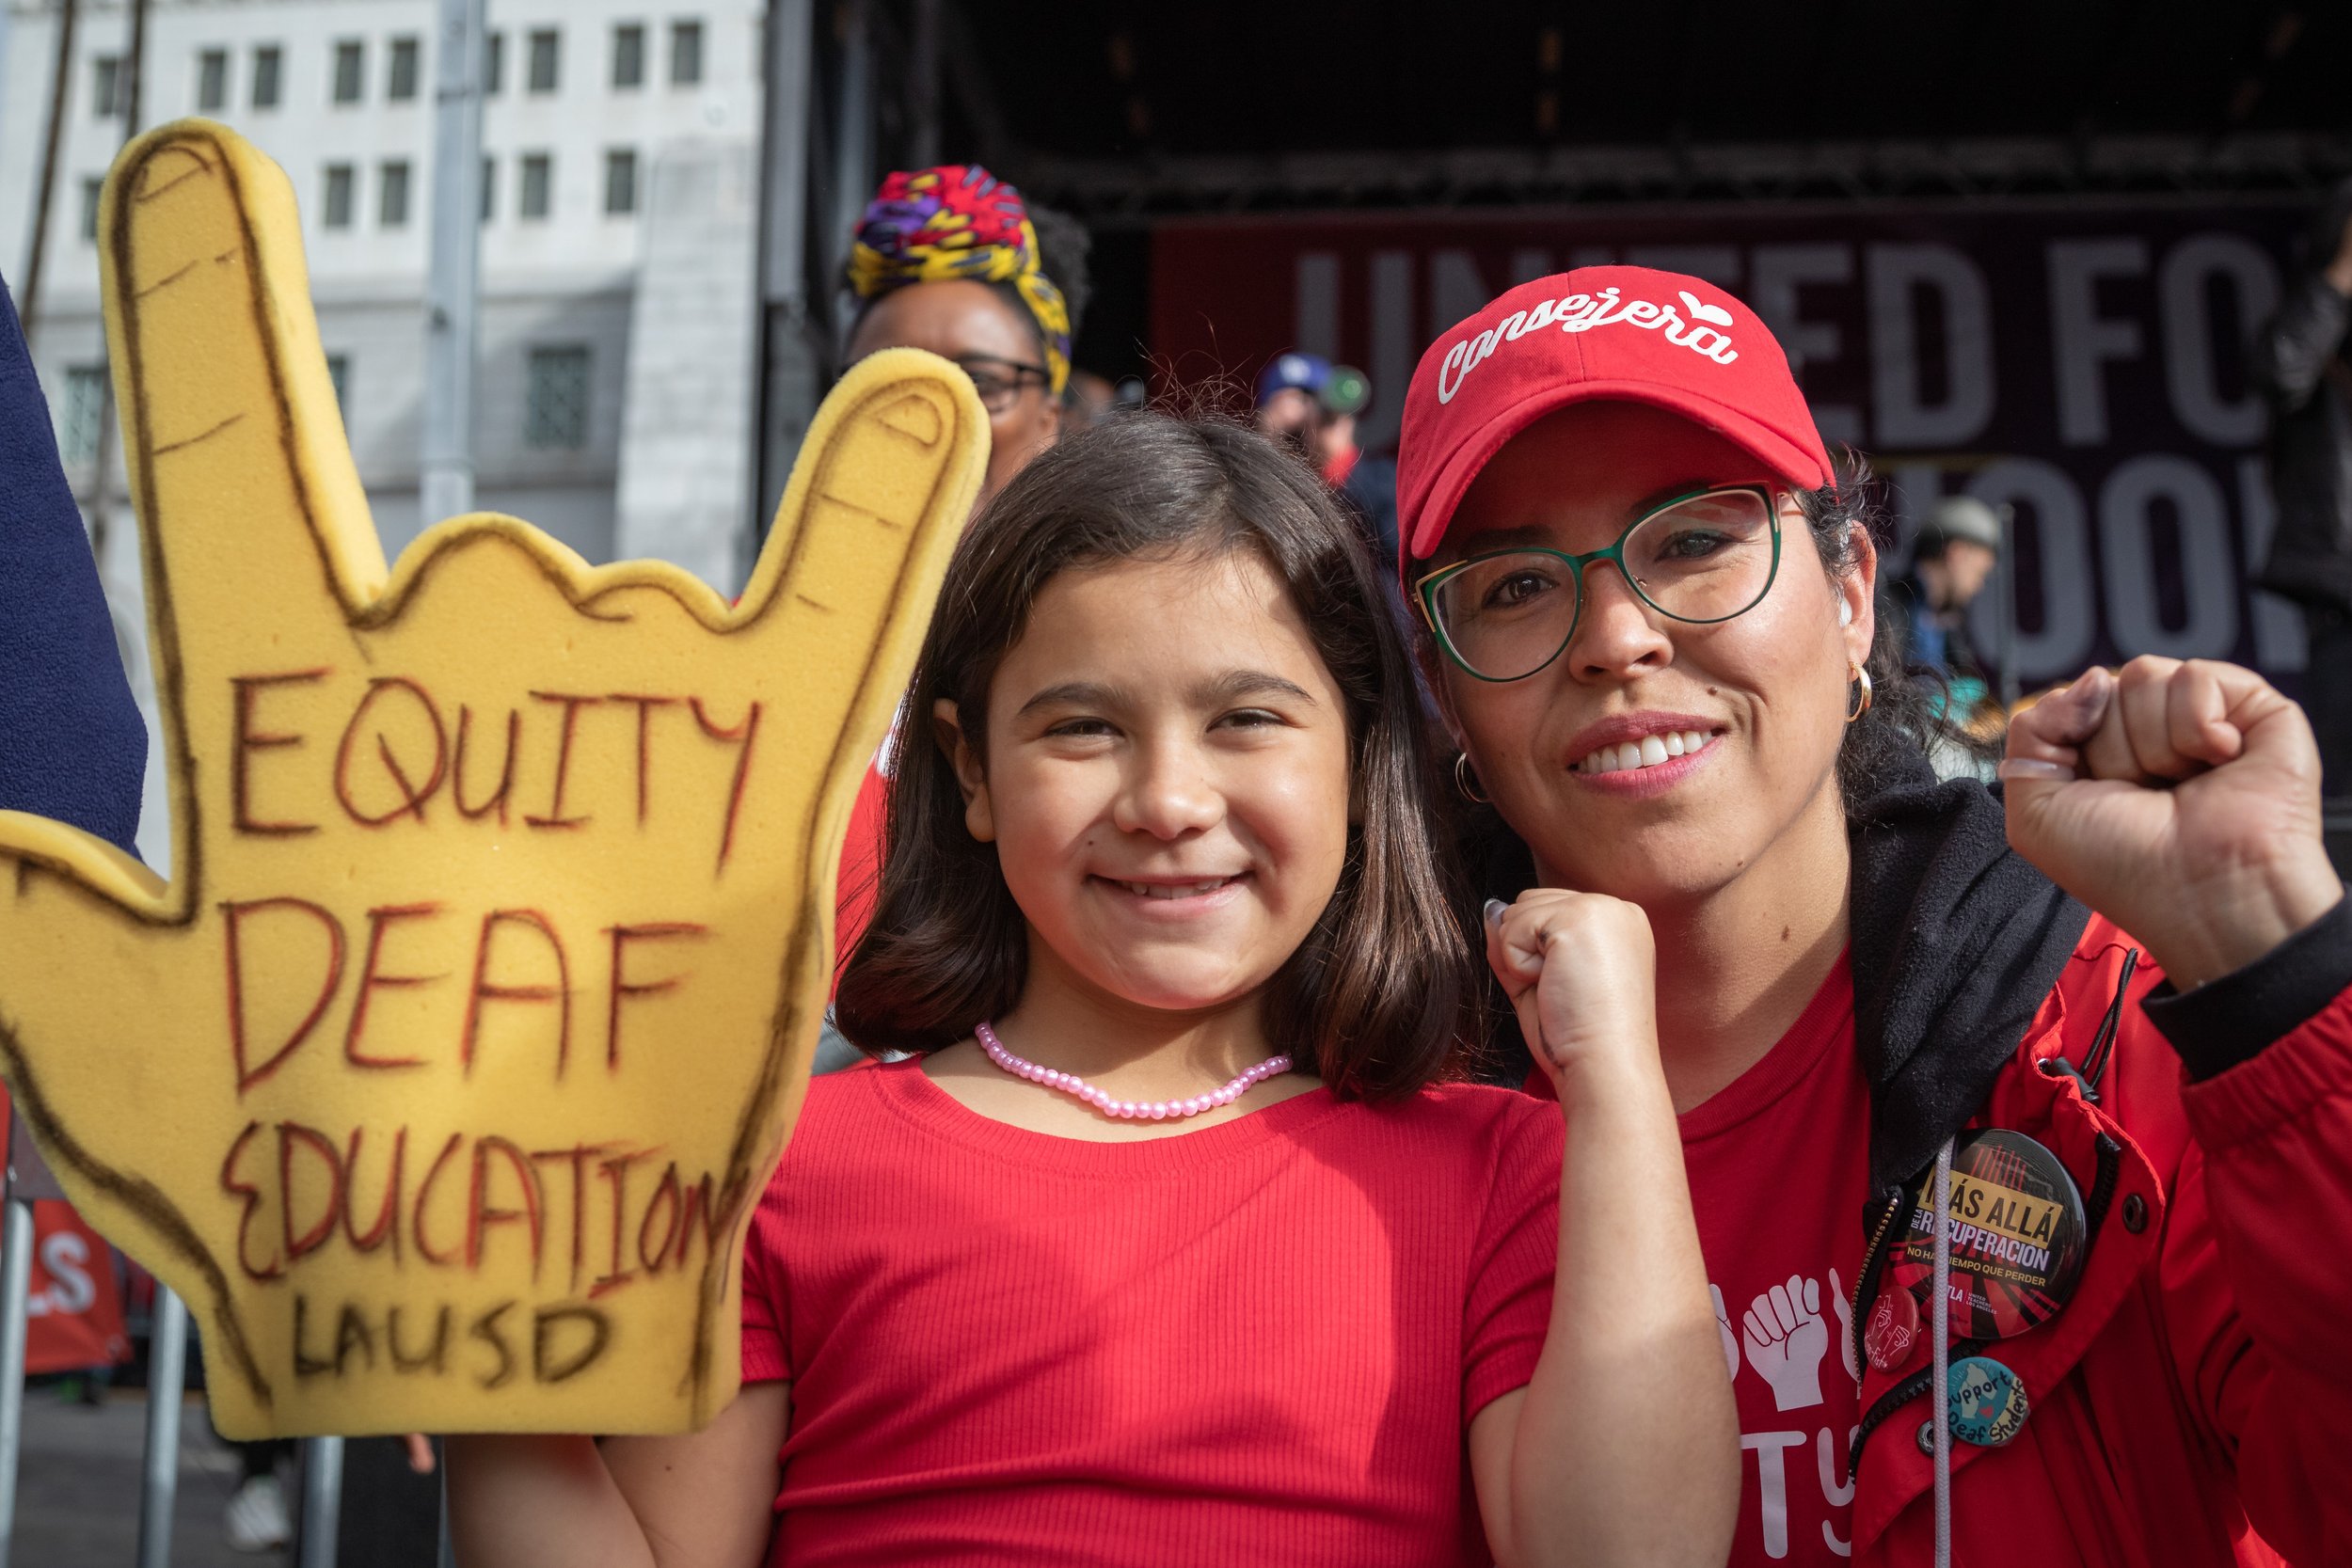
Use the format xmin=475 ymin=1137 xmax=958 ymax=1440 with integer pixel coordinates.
xmin=449 ymin=412 xmax=1736 ymax=1567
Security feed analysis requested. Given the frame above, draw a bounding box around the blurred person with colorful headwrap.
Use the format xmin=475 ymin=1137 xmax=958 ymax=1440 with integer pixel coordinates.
xmin=820 ymin=167 xmax=1093 ymax=1071
xmin=843 ymin=165 xmax=1091 ymax=510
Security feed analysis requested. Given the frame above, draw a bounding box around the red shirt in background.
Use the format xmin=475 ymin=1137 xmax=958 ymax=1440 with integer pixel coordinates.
xmin=740 ymin=1059 xmax=1564 ymax=1567
xmin=830 ymin=763 xmax=889 ymax=991
xmin=1321 ymin=443 xmax=1361 ymax=488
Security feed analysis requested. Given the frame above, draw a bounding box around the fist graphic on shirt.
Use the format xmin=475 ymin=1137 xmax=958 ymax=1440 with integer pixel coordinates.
xmin=1741 ymin=1275 xmax=1829 ymax=1413
xmin=1710 ymin=1284 xmax=1741 ymax=1380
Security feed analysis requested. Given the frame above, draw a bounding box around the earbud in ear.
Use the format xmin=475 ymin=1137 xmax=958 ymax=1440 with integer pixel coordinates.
xmin=1838 ymin=599 xmax=1853 ymax=627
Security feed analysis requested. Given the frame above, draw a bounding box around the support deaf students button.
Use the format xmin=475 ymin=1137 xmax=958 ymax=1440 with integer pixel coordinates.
xmin=1947 ymin=1354 xmax=2030 ymax=1448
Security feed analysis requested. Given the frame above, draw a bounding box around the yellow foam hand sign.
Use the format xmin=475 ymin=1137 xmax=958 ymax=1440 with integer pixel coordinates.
xmin=0 ymin=123 xmax=983 ymax=1438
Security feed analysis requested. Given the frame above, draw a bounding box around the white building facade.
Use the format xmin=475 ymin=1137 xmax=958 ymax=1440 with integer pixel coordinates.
xmin=1 ymin=0 xmax=765 ymax=578
xmin=1 ymin=0 xmax=770 ymax=872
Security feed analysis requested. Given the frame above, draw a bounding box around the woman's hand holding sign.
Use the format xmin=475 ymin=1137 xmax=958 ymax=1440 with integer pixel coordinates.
xmin=0 ymin=123 xmax=985 ymax=1439
xmin=2001 ymin=657 xmax=2344 ymax=990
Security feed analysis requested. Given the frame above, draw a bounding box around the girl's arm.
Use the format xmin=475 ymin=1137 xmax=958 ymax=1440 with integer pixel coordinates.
xmin=1469 ymin=893 xmax=1739 ymax=1568
xmin=447 ymin=1382 xmax=789 ymax=1568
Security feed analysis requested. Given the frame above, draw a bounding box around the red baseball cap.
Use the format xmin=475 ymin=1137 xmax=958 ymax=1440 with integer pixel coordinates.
xmin=1397 ymin=266 xmax=1835 ymax=562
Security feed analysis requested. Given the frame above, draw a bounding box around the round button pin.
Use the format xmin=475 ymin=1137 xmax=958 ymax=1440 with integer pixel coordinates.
xmin=1865 ymin=1284 xmax=1919 ymax=1371
xmin=1893 ymin=1129 xmax=2089 ymax=1340
xmin=1947 ymin=1354 xmax=2030 ymax=1447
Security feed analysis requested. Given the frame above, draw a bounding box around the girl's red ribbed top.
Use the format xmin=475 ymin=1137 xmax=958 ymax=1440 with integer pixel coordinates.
xmin=739 ymin=1057 xmax=1562 ymax=1566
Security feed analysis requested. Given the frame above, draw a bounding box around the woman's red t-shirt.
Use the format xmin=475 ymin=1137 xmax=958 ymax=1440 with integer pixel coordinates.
xmin=1526 ymin=955 xmax=1869 ymax=1562
xmin=739 ymin=1058 xmax=1563 ymax=1566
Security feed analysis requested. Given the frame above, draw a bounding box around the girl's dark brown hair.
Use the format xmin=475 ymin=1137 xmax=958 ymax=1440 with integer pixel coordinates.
xmin=834 ymin=410 xmax=1477 ymax=1099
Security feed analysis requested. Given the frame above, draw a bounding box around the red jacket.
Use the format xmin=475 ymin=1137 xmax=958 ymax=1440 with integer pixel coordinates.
xmin=1483 ymin=762 xmax=2351 ymax=1565
xmin=1847 ymin=910 xmax=2352 ymax=1565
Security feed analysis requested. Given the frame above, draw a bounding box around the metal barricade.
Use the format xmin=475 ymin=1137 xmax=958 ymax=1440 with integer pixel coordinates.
xmin=299 ymin=1437 xmax=346 ymax=1568
xmin=0 ymin=1116 xmax=373 ymax=1567
xmin=135 ymin=1289 xmax=187 ymax=1568
xmin=0 ymin=1197 xmax=32 ymax=1568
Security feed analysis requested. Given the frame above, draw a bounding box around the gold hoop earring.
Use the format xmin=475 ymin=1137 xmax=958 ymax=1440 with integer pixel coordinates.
xmin=1846 ymin=663 xmax=1874 ymax=724
xmin=1454 ymin=752 xmax=1490 ymax=804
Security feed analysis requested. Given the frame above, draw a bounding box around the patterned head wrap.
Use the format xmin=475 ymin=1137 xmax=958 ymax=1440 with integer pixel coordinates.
xmin=846 ymin=165 xmax=1073 ymax=396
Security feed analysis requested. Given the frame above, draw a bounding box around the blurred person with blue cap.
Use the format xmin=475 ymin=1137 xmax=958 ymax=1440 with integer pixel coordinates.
xmin=1255 ymin=351 xmax=1399 ymax=567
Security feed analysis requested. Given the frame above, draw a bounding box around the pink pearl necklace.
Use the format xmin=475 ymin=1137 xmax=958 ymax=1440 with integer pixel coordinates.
xmin=975 ymin=1021 xmax=1293 ymax=1121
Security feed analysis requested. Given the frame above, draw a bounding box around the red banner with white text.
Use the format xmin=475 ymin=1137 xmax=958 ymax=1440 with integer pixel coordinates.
xmin=24 ymin=1200 xmax=131 ymax=1375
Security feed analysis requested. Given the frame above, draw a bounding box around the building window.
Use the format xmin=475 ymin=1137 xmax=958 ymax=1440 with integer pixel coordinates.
xmin=326 ymin=355 xmax=350 ymax=411
xmin=603 ymin=149 xmax=637 ymax=214
xmin=481 ymin=156 xmax=497 ymax=220
xmin=80 ymin=178 xmax=102 ymax=242
xmin=485 ymin=31 xmax=505 ymax=94
xmin=251 ymin=44 xmax=281 ymax=108
xmin=379 ymin=161 xmax=411 ymax=228
xmin=612 ymin=24 xmax=644 ymax=88
xmin=332 ymin=40 xmax=364 ymax=104
xmin=93 ymin=55 xmax=120 ymax=117
xmin=519 ymin=153 xmax=552 ymax=219
xmin=323 ymin=165 xmax=355 ymax=229
xmin=525 ymin=347 xmax=591 ymax=449
xmin=197 ymin=49 xmax=229 ymax=113
xmin=59 ymin=366 xmax=108 ymax=464
xmin=389 ymin=37 xmax=420 ymax=101
xmin=669 ymin=21 xmax=703 ymax=86
xmin=527 ymin=28 xmax=560 ymax=93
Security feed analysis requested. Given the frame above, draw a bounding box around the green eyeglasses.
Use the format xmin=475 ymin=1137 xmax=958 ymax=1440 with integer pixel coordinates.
xmin=1415 ymin=483 xmax=1786 ymax=682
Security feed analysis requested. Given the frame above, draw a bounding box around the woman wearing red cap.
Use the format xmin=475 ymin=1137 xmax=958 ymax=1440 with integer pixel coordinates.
xmin=1400 ymin=267 xmax=2352 ymax=1566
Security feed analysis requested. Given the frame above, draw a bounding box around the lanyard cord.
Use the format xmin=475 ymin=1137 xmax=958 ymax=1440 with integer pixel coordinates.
xmin=1931 ymin=1135 xmax=1956 ymax=1568
xmin=2051 ymin=947 xmax=2140 ymax=1106
xmin=2078 ymin=948 xmax=2139 ymax=1100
